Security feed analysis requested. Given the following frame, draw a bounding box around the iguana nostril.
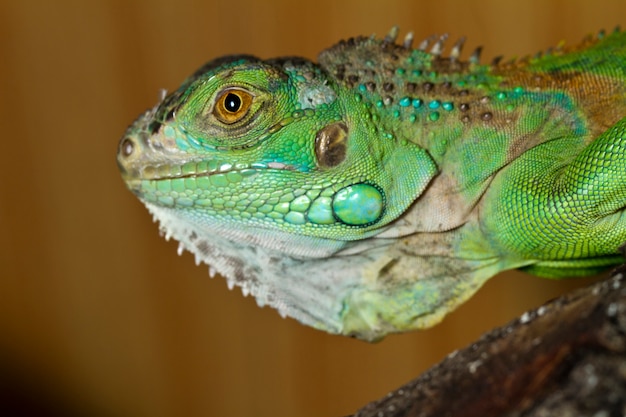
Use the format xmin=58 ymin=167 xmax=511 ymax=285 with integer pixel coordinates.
xmin=120 ymin=138 xmax=134 ymax=157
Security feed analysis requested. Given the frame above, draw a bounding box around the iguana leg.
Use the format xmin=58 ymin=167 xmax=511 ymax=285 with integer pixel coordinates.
xmin=485 ymin=116 xmax=626 ymax=276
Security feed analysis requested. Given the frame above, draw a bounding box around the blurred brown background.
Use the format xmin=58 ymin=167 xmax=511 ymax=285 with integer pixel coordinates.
xmin=0 ymin=1 xmax=623 ymax=416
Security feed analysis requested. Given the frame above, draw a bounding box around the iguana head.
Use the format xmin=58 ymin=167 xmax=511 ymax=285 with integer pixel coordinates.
xmin=119 ymin=55 xmax=435 ymax=248
xmin=117 ymin=51 xmax=466 ymax=341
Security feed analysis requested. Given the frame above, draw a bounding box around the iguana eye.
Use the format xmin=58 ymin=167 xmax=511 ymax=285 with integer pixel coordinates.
xmin=213 ymin=88 xmax=254 ymax=124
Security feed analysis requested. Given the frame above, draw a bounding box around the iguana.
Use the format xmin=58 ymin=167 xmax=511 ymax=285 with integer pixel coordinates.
xmin=118 ymin=27 xmax=626 ymax=341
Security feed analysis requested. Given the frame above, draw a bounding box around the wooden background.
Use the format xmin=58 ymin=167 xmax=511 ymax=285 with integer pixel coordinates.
xmin=0 ymin=1 xmax=623 ymax=416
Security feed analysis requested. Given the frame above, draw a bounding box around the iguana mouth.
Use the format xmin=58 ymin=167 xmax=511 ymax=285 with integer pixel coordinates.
xmin=130 ymin=160 xmax=296 ymax=182
xmin=118 ymin=128 xmax=296 ymax=183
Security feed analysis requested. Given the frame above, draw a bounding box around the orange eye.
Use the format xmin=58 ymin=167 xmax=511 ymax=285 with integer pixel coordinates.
xmin=213 ymin=88 xmax=254 ymax=124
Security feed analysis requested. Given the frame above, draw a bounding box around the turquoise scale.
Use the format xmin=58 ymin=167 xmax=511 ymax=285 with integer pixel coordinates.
xmin=331 ymin=183 xmax=384 ymax=226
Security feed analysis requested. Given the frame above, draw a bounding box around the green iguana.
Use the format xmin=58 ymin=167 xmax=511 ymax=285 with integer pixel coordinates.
xmin=118 ymin=28 xmax=626 ymax=341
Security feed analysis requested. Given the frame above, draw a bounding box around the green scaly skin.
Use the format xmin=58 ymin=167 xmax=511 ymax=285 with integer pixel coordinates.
xmin=118 ymin=28 xmax=626 ymax=341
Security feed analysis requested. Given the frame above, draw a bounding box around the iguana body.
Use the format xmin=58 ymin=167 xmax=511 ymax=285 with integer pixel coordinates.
xmin=118 ymin=28 xmax=626 ymax=341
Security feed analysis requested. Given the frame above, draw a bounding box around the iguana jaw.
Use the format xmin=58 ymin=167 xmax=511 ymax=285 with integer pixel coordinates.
xmin=118 ymin=108 xmax=421 ymax=245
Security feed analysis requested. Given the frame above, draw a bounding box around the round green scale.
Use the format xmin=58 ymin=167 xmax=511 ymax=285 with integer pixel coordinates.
xmin=306 ymin=196 xmax=334 ymax=224
xmin=331 ymin=183 xmax=384 ymax=226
